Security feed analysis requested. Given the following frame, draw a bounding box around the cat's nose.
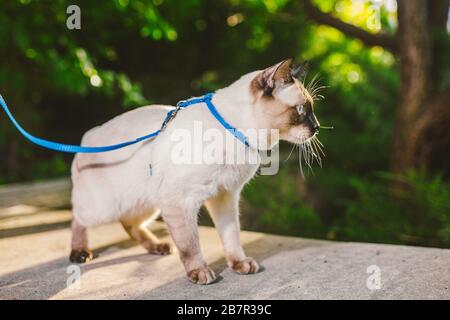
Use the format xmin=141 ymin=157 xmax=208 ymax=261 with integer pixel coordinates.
xmin=308 ymin=114 xmax=320 ymax=133
xmin=309 ymin=118 xmax=320 ymax=132
xmin=312 ymin=123 xmax=320 ymax=132
xmin=308 ymin=113 xmax=320 ymax=133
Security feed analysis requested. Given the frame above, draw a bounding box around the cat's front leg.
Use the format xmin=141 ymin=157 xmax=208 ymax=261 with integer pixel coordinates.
xmin=205 ymin=190 xmax=260 ymax=275
xmin=162 ymin=205 xmax=216 ymax=285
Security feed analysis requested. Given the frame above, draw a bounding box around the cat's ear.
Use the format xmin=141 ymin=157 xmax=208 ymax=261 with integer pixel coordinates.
xmin=291 ymin=60 xmax=309 ymax=80
xmin=258 ymin=58 xmax=295 ymax=94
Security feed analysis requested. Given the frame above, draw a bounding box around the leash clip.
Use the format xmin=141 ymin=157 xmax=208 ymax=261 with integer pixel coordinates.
xmin=176 ymin=99 xmax=187 ymax=108
xmin=160 ymin=104 xmax=181 ymax=132
xmin=160 ymin=94 xmax=212 ymax=132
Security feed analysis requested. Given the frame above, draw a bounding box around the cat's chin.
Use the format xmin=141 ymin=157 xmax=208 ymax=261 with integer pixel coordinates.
xmin=284 ymin=133 xmax=316 ymax=145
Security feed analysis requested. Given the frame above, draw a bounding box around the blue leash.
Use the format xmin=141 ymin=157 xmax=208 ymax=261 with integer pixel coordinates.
xmin=0 ymin=93 xmax=249 ymax=153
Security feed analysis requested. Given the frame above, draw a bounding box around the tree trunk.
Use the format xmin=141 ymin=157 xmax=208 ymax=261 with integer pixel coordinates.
xmin=392 ymin=0 xmax=450 ymax=178
xmin=391 ymin=0 xmax=431 ymax=175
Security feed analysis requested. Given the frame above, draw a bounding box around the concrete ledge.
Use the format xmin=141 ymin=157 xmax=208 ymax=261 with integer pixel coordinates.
xmin=0 ymin=207 xmax=449 ymax=299
xmin=0 ymin=178 xmax=71 ymax=208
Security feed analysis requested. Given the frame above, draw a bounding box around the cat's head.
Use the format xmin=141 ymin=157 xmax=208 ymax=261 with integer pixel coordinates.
xmin=250 ymin=58 xmax=321 ymax=145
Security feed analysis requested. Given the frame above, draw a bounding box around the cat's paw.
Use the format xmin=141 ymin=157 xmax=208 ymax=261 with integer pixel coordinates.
xmin=187 ymin=266 xmax=217 ymax=285
xmin=69 ymin=249 xmax=93 ymax=263
xmin=230 ymin=257 xmax=260 ymax=274
xmin=147 ymin=242 xmax=172 ymax=255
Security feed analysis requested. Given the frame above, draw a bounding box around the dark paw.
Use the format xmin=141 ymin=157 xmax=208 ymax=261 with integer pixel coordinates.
xmin=148 ymin=242 xmax=172 ymax=255
xmin=69 ymin=249 xmax=93 ymax=263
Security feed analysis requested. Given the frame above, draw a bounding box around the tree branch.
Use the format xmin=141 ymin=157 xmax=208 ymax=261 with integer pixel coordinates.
xmin=300 ymin=0 xmax=397 ymax=52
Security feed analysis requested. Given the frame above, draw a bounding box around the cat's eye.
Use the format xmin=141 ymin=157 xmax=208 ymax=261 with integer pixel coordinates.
xmin=296 ymin=105 xmax=305 ymax=115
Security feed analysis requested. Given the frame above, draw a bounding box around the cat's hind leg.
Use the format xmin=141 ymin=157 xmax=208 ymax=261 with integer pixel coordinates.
xmin=120 ymin=210 xmax=172 ymax=255
xmin=69 ymin=218 xmax=93 ymax=263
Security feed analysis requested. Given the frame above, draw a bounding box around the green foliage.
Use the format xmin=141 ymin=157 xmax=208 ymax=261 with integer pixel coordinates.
xmin=33 ymin=155 xmax=70 ymax=181
xmin=243 ymin=163 xmax=325 ymax=238
xmin=339 ymin=171 xmax=450 ymax=247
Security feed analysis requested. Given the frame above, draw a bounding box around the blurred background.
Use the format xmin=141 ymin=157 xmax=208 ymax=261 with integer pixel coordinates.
xmin=0 ymin=0 xmax=449 ymax=248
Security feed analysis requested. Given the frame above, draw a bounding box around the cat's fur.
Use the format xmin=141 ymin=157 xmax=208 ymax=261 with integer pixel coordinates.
xmin=70 ymin=58 xmax=320 ymax=284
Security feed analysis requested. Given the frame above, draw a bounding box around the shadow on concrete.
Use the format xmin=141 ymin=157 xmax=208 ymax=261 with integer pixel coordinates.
xmin=0 ymin=238 xmax=135 ymax=299
xmin=0 ymin=218 xmax=328 ymax=300
xmin=135 ymin=234 xmax=328 ymax=299
xmin=0 ymin=226 xmax=176 ymax=299
xmin=0 ymin=221 xmax=71 ymax=238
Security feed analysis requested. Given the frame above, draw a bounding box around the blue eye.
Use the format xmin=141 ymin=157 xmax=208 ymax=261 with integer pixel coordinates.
xmin=296 ymin=105 xmax=305 ymax=115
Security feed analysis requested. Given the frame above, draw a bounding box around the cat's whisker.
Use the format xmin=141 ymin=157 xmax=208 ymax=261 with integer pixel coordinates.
xmin=310 ymin=139 xmax=318 ymax=158
xmin=285 ymin=141 xmax=297 ymax=162
xmin=302 ymin=68 xmax=309 ymax=86
xmin=295 ymin=134 xmax=325 ymax=176
xmin=297 ymin=134 xmax=309 ymax=178
xmin=313 ymin=139 xmax=325 ymax=163
xmin=309 ymin=141 xmax=318 ymax=172
xmin=312 ymin=139 xmax=322 ymax=159
xmin=316 ymin=94 xmax=325 ymax=100
xmin=306 ymin=74 xmax=320 ymax=92
xmin=298 ymin=138 xmax=305 ymax=178
xmin=314 ymin=136 xmax=325 ymax=149
xmin=312 ymin=135 xmax=325 ymax=157
xmin=311 ymin=138 xmax=323 ymax=167
xmin=307 ymin=141 xmax=314 ymax=165
xmin=311 ymin=86 xmax=327 ymax=95
xmin=303 ymin=140 xmax=314 ymax=173
xmin=305 ymin=73 xmax=329 ymax=101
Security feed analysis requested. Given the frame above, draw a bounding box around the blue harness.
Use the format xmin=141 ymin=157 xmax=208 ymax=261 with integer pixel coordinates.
xmin=0 ymin=92 xmax=250 ymax=153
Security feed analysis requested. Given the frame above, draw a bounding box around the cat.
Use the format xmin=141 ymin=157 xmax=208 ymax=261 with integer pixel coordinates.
xmin=70 ymin=58 xmax=320 ymax=285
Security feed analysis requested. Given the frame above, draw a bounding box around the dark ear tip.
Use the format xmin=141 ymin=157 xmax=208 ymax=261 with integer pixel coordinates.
xmin=285 ymin=57 xmax=295 ymax=65
xmin=301 ymin=60 xmax=310 ymax=71
xmin=291 ymin=60 xmax=309 ymax=78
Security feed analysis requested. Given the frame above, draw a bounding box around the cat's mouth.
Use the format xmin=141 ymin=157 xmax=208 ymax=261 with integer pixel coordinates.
xmin=287 ymin=129 xmax=317 ymax=145
xmin=305 ymin=132 xmax=318 ymax=143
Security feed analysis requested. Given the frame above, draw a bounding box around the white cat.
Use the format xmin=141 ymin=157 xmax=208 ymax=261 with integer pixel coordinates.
xmin=70 ymin=58 xmax=320 ymax=284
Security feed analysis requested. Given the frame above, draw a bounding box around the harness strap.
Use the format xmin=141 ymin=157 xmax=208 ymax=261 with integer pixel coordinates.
xmin=202 ymin=94 xmax=250 ymax=147
xmin=0 ymin=93 xmax=250 ymax=153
